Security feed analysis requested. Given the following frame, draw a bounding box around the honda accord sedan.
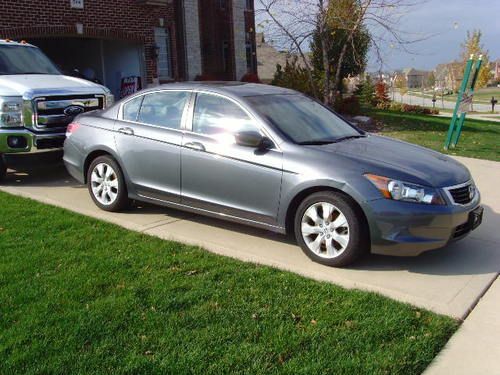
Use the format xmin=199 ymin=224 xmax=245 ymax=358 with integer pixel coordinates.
xmin=63 ymin=82 xmax=483 ymax=267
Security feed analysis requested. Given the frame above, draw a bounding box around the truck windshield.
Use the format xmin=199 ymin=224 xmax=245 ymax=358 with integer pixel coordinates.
xmin=0 ymin=45 xmax=60 ymax=75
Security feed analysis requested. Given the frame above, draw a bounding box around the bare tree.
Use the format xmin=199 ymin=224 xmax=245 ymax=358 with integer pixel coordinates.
xmin=256 ymin=0 xmax=429 ymax=105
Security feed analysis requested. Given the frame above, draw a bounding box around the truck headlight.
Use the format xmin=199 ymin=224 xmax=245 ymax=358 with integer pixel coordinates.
xmin=102 ymin=88 xmax=114 ymax=108
xmin=0 ymin=97 xmax=23 ymax=127
xmin=365 ymin=174 xmax=445 ymax=205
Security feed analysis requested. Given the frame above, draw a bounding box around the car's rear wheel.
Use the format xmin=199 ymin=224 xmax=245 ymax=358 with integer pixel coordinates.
xmin=294 ymin=191 xmax=368 ymax=267
xmin=87 ymin=155 xmax=129 ymax=212
xmin=0 ymin=154 xmax=6 ymax=182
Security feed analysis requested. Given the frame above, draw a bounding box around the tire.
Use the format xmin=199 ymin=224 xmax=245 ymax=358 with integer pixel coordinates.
xmin=294 ymin=191 xmax=368 ymax=267
xmin=0 ymin=154 xmax=6 ymax=182
xmin=87 ymin=155 xmax=130 ymax=212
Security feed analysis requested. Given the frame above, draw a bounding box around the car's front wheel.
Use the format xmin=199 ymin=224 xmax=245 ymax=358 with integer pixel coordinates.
xmin=294 ymin=191 xmax=368 ymax=267
xmin=87 ymin=155 xmax=129 ymax=212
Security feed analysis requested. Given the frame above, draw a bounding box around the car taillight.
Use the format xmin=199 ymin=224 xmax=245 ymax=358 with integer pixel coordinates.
xmin=66 ymin=122 xmax=80 ymax=137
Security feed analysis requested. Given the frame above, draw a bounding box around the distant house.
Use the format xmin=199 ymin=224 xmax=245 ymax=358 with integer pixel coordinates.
xmin=255 ymin=33 xmax=291 ymax=82
xmin=403 ymin=68 xmax=431 ymax=89
xmin=433 ymin=62 xmax=464 ymax=92
xmin=491 ymin=60 xmax=500 ymax=82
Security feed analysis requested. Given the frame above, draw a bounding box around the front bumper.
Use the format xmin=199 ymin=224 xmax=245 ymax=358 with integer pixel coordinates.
xmin=364 ymin=194 xmax=482 ymax=256
xmin=0 ymin=128 xmax=65 ymax=154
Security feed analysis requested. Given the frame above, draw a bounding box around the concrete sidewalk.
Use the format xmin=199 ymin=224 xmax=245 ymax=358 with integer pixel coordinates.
xmin=1 ymin=154 xmax=498 ymax=322
xmin=433 ymin=112 xmax=500 ymax=123
xmin=425 ymin=276 xmax=500 ymax=375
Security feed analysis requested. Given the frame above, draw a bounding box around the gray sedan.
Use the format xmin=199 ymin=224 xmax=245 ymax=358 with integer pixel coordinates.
xmin=63 ymin=83 xmax=483 ymax=267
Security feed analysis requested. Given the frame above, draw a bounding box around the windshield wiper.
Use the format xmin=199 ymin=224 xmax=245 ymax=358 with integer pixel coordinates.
xmin=298 ymin=134 xmax=366 ymax=145
xmin=298 ymin=139 xmax=337 ymax=145
xmin=332 ymin=135 xmax=367 ymax=143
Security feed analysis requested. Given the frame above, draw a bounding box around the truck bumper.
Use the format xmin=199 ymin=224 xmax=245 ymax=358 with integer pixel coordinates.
xmin=0 ymin=128 xmax=65 ymax=154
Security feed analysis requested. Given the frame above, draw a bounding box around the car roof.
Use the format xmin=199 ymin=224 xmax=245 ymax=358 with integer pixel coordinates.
xmin=143 ymin=82 xmax=297 ymax=98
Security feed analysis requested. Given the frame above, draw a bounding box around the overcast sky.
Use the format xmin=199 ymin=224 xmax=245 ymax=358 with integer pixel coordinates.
xmin=369 ymin=0 xmax=500 ymax=71
xmin=256 ymin=0 xmax=500 ymax=72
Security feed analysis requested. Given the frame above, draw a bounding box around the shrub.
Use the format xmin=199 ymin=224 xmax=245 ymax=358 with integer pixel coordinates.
xmin=272 ymin=57 xmax=316 ymax=98
xmin=374 ymin=81 xmax=390 ymax=106
xmin=194 ymin=74 xmax=219 ymax=81
xmin=354 ymin=76 xmax=375 ymax=107
xmin=335 ymin=96 xmax=361 ymax=115
xmin=375 ymin=101 xmax=391 ymax=110
xmin=385 ymin=101 xmax=439 ymax=115
xmin=241 ymin=73 xmax=261 ymax=83
xmin=389 ymin=102 xmax=403 ymax=112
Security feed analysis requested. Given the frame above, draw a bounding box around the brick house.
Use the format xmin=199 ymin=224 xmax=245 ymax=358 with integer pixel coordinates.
xmin=0 ymin=0 xmax=257 ymax=96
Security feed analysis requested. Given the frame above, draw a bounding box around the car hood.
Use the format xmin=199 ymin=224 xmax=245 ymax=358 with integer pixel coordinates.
xmin=316 ymin=134 xmax=471 ymax=187
xmin=0 ymin=74 xmax=107 ymax=97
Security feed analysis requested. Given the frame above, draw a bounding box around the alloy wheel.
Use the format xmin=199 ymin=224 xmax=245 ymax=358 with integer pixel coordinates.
xmin=90 ymin=162 xmax=119 ymax=206
xmin=301 ymin=202 xmax=350 ymax=259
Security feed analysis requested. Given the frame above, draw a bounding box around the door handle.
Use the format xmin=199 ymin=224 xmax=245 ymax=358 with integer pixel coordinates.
xmin=117 ymin=127 xmax=134 ymax=136
xmin=184 ymin=141 xmax=206 ymax=152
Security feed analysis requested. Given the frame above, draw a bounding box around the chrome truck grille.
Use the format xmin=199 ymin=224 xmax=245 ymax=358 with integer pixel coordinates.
xmin=32 ymin=95 xmax=104 ymax=131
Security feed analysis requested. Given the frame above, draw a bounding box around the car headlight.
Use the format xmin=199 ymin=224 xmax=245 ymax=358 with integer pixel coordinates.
xmin=365 ymin=174 xmax=445 ymax=205
xmin=0 ymin=96 xmax=23 ymax=127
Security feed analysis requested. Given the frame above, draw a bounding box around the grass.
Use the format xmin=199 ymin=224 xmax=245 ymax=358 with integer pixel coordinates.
xmin=0 ymin=191 xmax=458 ymax=374
xmin=367 ymin=109 xmax=500 ymax=162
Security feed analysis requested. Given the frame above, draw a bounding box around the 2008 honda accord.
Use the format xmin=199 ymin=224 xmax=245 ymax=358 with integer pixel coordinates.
xmin=63 ymin=82 xmax=483 ymax=267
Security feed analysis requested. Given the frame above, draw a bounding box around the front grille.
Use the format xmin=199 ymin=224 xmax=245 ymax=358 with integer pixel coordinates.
xmin=34 ymin=95 xmax=104 ymax=131
xmin=447 ymin=182 xmax=475 ymax=205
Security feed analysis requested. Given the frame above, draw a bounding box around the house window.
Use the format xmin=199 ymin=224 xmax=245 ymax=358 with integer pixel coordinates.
xmin=222 ymin=41 xmax=230 ymax=73
xmin=246 ymin=43 xmax=252 ymax=69
xmin=154 ymin=27 xmax=172 ymax=80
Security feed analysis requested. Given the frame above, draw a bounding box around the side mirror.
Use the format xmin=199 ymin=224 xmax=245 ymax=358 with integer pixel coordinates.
xmin=235 ymin=131 xmax=273 ymax=150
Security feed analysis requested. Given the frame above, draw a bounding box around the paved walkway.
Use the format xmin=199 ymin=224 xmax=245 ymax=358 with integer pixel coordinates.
xmin=1 ymin=154 xmax=498 ymax=321
xmin=433 ymin=112 xmax=500 ymax=123
xmin=425 ymin=276 xmax=500 ymax=375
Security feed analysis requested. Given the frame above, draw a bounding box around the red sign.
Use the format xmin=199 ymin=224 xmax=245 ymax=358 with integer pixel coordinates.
xmin=120 ymin=76 xmax=142 ymax=99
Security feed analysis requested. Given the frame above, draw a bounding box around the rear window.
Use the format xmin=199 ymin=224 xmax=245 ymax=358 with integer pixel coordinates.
xmin=122 ymin=96 xmax=143 ymax=122
xmin=137 ymin=91 xmax=190 ymax=129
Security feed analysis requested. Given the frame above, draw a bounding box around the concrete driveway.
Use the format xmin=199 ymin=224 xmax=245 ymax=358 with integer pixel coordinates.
xmin=1 ymin=153 xmax=498 ymax=319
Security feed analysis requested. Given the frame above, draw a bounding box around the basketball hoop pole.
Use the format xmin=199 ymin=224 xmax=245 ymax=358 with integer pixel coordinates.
xmin=444 ymin=55 xmax=482 ymax=149
xmin=450 ymin=55 xmax=483 ymax=148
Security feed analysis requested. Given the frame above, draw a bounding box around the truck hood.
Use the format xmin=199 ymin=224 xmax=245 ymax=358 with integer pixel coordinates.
xmin=0 ymin=74 xmax=107 ymax=97
xmin=315 ymin=134 xmax=471 ymax=188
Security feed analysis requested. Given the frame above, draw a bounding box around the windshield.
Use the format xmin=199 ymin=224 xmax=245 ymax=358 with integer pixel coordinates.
xmin=0 ymin=45 xmax=60 ymax=75
xmin=246 ymin=94 xmax=362 ymax=144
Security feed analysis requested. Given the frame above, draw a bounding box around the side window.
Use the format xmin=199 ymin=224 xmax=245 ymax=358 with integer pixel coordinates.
xmin=192 ymin=93 xmax=259 ymax=140
xmin=122 ymin=95 xmax=143 ymax=122
xmin=137 ymin=91 xmax=190 ymax=129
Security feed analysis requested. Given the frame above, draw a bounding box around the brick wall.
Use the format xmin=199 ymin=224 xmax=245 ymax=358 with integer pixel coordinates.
xmin=183 ymin=0 xmax=202 ymax=80
xmin=0 ymin=0 xmax=178 ymax=84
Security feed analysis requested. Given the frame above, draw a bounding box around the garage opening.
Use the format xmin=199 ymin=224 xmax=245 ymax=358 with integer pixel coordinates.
xmin=27 ymin=37 xmax=145 ymax=98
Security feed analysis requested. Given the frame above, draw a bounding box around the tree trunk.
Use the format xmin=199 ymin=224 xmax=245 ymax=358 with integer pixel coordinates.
xmin=321 ymin=33 xmax=331 ymax=105
xmin=332 ymin=41 xmax=349 ymax=103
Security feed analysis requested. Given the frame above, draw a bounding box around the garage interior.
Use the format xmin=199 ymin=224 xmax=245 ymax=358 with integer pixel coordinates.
xmin=27 ymin=37 xmax=146 ymax=98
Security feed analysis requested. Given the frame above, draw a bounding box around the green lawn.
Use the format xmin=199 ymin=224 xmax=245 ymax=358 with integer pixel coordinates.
xmin=0 ymin=192 xmax=457 ymax=374
xmin=368 ymin=109 xmax=500 ymax=162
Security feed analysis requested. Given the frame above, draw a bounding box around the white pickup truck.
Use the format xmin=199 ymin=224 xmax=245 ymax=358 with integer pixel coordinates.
xmin=0 ymin=39 xmax=114 ymax=181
